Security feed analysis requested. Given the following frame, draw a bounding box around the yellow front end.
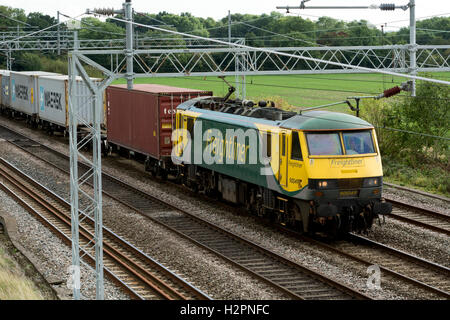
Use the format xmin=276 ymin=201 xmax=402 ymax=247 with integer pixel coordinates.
xmin=301 ymin=128 xmax=383 ymax=182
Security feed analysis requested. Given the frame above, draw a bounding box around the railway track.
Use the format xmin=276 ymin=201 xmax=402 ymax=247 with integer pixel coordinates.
xmin=268 ymin=219 xmax=450 ymax=299
xmin=0 ymin=157 xmax=210 ymax=300
xmin=0 ymin=124 xmax=369 ymax=300
xmin=309 ymin=233 xmax=450 ymax=299
xmin=385 ymin=198 xmax=450 ymax=236
xmin=1 ymin=122 xmax=449 ymax=299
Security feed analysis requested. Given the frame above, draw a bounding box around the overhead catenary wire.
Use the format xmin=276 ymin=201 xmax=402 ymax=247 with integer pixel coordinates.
xmin=136 ymin=14 xmax=277 ymax=40
xmin=178 ymin=75 xmax=450 ymax=102
xmin=96 ymin=14 xmax=450 ymax=87
xmin=43 ymin=11 xmax=447 ymax=89
xmin=298 ymin=113 xmax=450 ymax=141
xmin=237 ymin=20 xmax=445 ymax=69
xmin=179 ymin=91 xmax=450 ymax=141
xmin=377 ymin=12 xmax=450 ymax=26
xmin=0 ymin=12 xmax=32 ymax=27
xmin=285 ymin=11 xmax=450 ymax=27
xmin=0 ymin=13 xmax=85 ymax=46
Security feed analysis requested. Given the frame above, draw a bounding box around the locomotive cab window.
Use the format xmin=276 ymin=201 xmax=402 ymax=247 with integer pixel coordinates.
xmin=262 ymin=131 xmax=272 ymax=158
xmin=306 ymin=132 xmax=343 ymax=156
xmin=343 ymin=131 xmax=375 ymax=155
xmin=291 ymin=131 xmax=303 ymax=161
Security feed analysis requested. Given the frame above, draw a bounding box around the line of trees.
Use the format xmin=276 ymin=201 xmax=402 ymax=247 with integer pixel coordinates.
xmin=1 ymin=5 xmax=449 ymax=71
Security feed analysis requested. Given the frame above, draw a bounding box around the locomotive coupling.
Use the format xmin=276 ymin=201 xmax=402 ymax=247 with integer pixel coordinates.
xmin=372 ymin=201 xmax=393 ymax=215
xmin=316 ymin=203 xmax=338 ymax=217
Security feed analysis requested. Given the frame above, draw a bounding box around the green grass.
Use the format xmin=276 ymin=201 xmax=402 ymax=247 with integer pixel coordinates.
xmin=382 ymin=156 xmax=450 ymax=197
xmin=0 ymin=246 xmax=44 ymax=300
xmin=112 ymin=72 xmax=450 ymax=112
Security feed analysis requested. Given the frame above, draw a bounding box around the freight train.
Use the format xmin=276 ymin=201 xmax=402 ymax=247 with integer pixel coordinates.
xmin=0 ymin=70 xmax=392 ymax=237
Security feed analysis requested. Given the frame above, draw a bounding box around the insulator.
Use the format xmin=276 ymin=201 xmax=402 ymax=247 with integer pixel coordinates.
xmin=383 ymin=86 xmax=401 ymax=98
xmin=258 ymin=101 xmax=267 ymax=107
xmin=379 ymin=3 xmax=396 ymax=11
xmin=93 ymin=8 xmax=116 ymax=16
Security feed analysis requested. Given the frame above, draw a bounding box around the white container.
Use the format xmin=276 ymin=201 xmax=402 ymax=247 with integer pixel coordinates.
xmin=0 ymin=70 xmax=10 ymax=107
xmin=37 ymin=75 xmax=106 ymax=128
xmin=10 ymin=71 xmax=60 ymax=117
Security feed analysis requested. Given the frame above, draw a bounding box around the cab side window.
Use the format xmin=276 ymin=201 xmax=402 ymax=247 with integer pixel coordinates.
xmin=291 ymin=131 xmax=303 ymax=161
xmin=187 ymin=117 xmax=194 ymax=141
xmin=177 ymin=113 xmax=182 ymax=130
xmin=262 ymin=131 xmax=272 ymax=158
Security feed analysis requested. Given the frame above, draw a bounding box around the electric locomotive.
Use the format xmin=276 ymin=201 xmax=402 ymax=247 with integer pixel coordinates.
xmin=173 ymin=97 xmax=392 ymax=236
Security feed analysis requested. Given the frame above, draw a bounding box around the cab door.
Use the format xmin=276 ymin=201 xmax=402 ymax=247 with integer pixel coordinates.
xmin=279 ymin=130 xmax=288 ymax=187
xmin=181 ymin=115 xmax=195 ymax=161
xmin=174 ymin=112 xmax=183 ymax=157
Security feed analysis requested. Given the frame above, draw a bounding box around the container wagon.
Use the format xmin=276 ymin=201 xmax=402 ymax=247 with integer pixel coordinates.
xmin=0 ymin=70 xmax=10 ymax=110
xmin=37 ymin=75 xmax=106 ymax=135
xmin=9 ymin=71 xmax=60 ymax=124
xmin=106 ymin=84 xmax=213 ymax=177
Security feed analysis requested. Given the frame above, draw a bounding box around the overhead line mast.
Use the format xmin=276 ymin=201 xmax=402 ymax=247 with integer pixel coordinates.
xmin=276 ymin=1 xmax=418 ymax=96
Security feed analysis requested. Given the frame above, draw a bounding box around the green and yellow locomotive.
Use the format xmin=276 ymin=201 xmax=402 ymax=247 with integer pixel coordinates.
xmin=173 ymin=97 xmax=392 ymax=236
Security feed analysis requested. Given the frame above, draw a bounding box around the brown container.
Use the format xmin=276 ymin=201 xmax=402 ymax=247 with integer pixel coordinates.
xmin=106 ymin=84 xmax=212 ymax=161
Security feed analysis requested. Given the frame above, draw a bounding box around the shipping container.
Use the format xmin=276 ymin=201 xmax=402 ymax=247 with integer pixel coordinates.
xmin=10 ymin=71 xmax=60 ymax=119
xmin=106 ymin=84 xmax=212 ymax=170
xmin=37 ymin=75 xmax=106 ymax=131
xmin=0 ymin=70 xmax=10 ymax=108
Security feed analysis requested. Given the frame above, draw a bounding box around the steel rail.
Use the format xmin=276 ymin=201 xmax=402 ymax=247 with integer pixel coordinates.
xmin=0 ymin=166 xmax=143 ymax=300
xmin=383 ymin=182 xmax=450 ymax=203
xmin=267 ymin=223 xmax=450 ymax=299
xmin=385 ymin=198 xmax=450 ymax=236
xmin=0 ymin=156 xmax=209 ymax=300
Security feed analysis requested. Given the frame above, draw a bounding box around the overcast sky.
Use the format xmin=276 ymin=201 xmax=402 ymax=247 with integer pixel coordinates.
xmin=1 ymin=0 xmax=449 ymax=30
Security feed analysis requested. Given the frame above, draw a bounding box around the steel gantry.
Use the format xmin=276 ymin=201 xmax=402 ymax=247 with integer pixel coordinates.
xmin=93 ymin=44 xmax=450 ymax=78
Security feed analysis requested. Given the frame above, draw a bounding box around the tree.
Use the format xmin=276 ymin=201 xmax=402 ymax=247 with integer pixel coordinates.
xmin=26 ymin=12 xmax=57 ymax=30
xmin=0 ymin=6 xmax=27 ymax=30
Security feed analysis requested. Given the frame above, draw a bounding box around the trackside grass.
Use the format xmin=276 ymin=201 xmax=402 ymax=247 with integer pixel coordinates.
xmin=0 ymin=245 xmax=44 ymax=300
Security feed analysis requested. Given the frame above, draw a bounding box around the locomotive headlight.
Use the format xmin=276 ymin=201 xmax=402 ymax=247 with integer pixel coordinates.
xmin=363 ymin=177 xmax=382 ymax=187
xmin=309 ymin=179 xmax=338 ymax=189
xmin=318 ymin=181 xmax=328 ymax=188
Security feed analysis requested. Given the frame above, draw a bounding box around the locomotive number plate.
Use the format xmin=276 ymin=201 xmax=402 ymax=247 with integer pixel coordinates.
xmin=339 ymin=190 xmax=359 ymax=198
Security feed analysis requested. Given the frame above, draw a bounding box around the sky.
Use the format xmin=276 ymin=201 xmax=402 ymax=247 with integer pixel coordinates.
xmin=1 ymin=0 xmax=449 ymax=31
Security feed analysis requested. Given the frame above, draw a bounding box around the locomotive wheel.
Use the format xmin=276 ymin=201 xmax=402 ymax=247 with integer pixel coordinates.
xmin=325 ymin=217 xmax=339 ymax=239
xmin=150 ymin=165 xmax=157 ymax=177
xmin=158 ymin=168 xmax=168 ymax=180
xmin=292 ymin=204 xmax=305 ymax=233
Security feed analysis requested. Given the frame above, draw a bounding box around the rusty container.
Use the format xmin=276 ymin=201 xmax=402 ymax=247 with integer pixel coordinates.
xmin=106 ymin=84 xmax=212 ymax=161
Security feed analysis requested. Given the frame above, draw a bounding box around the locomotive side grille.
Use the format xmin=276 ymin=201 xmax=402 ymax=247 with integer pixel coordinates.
xmin=338 ymin=178 xmax=363 ymax=189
